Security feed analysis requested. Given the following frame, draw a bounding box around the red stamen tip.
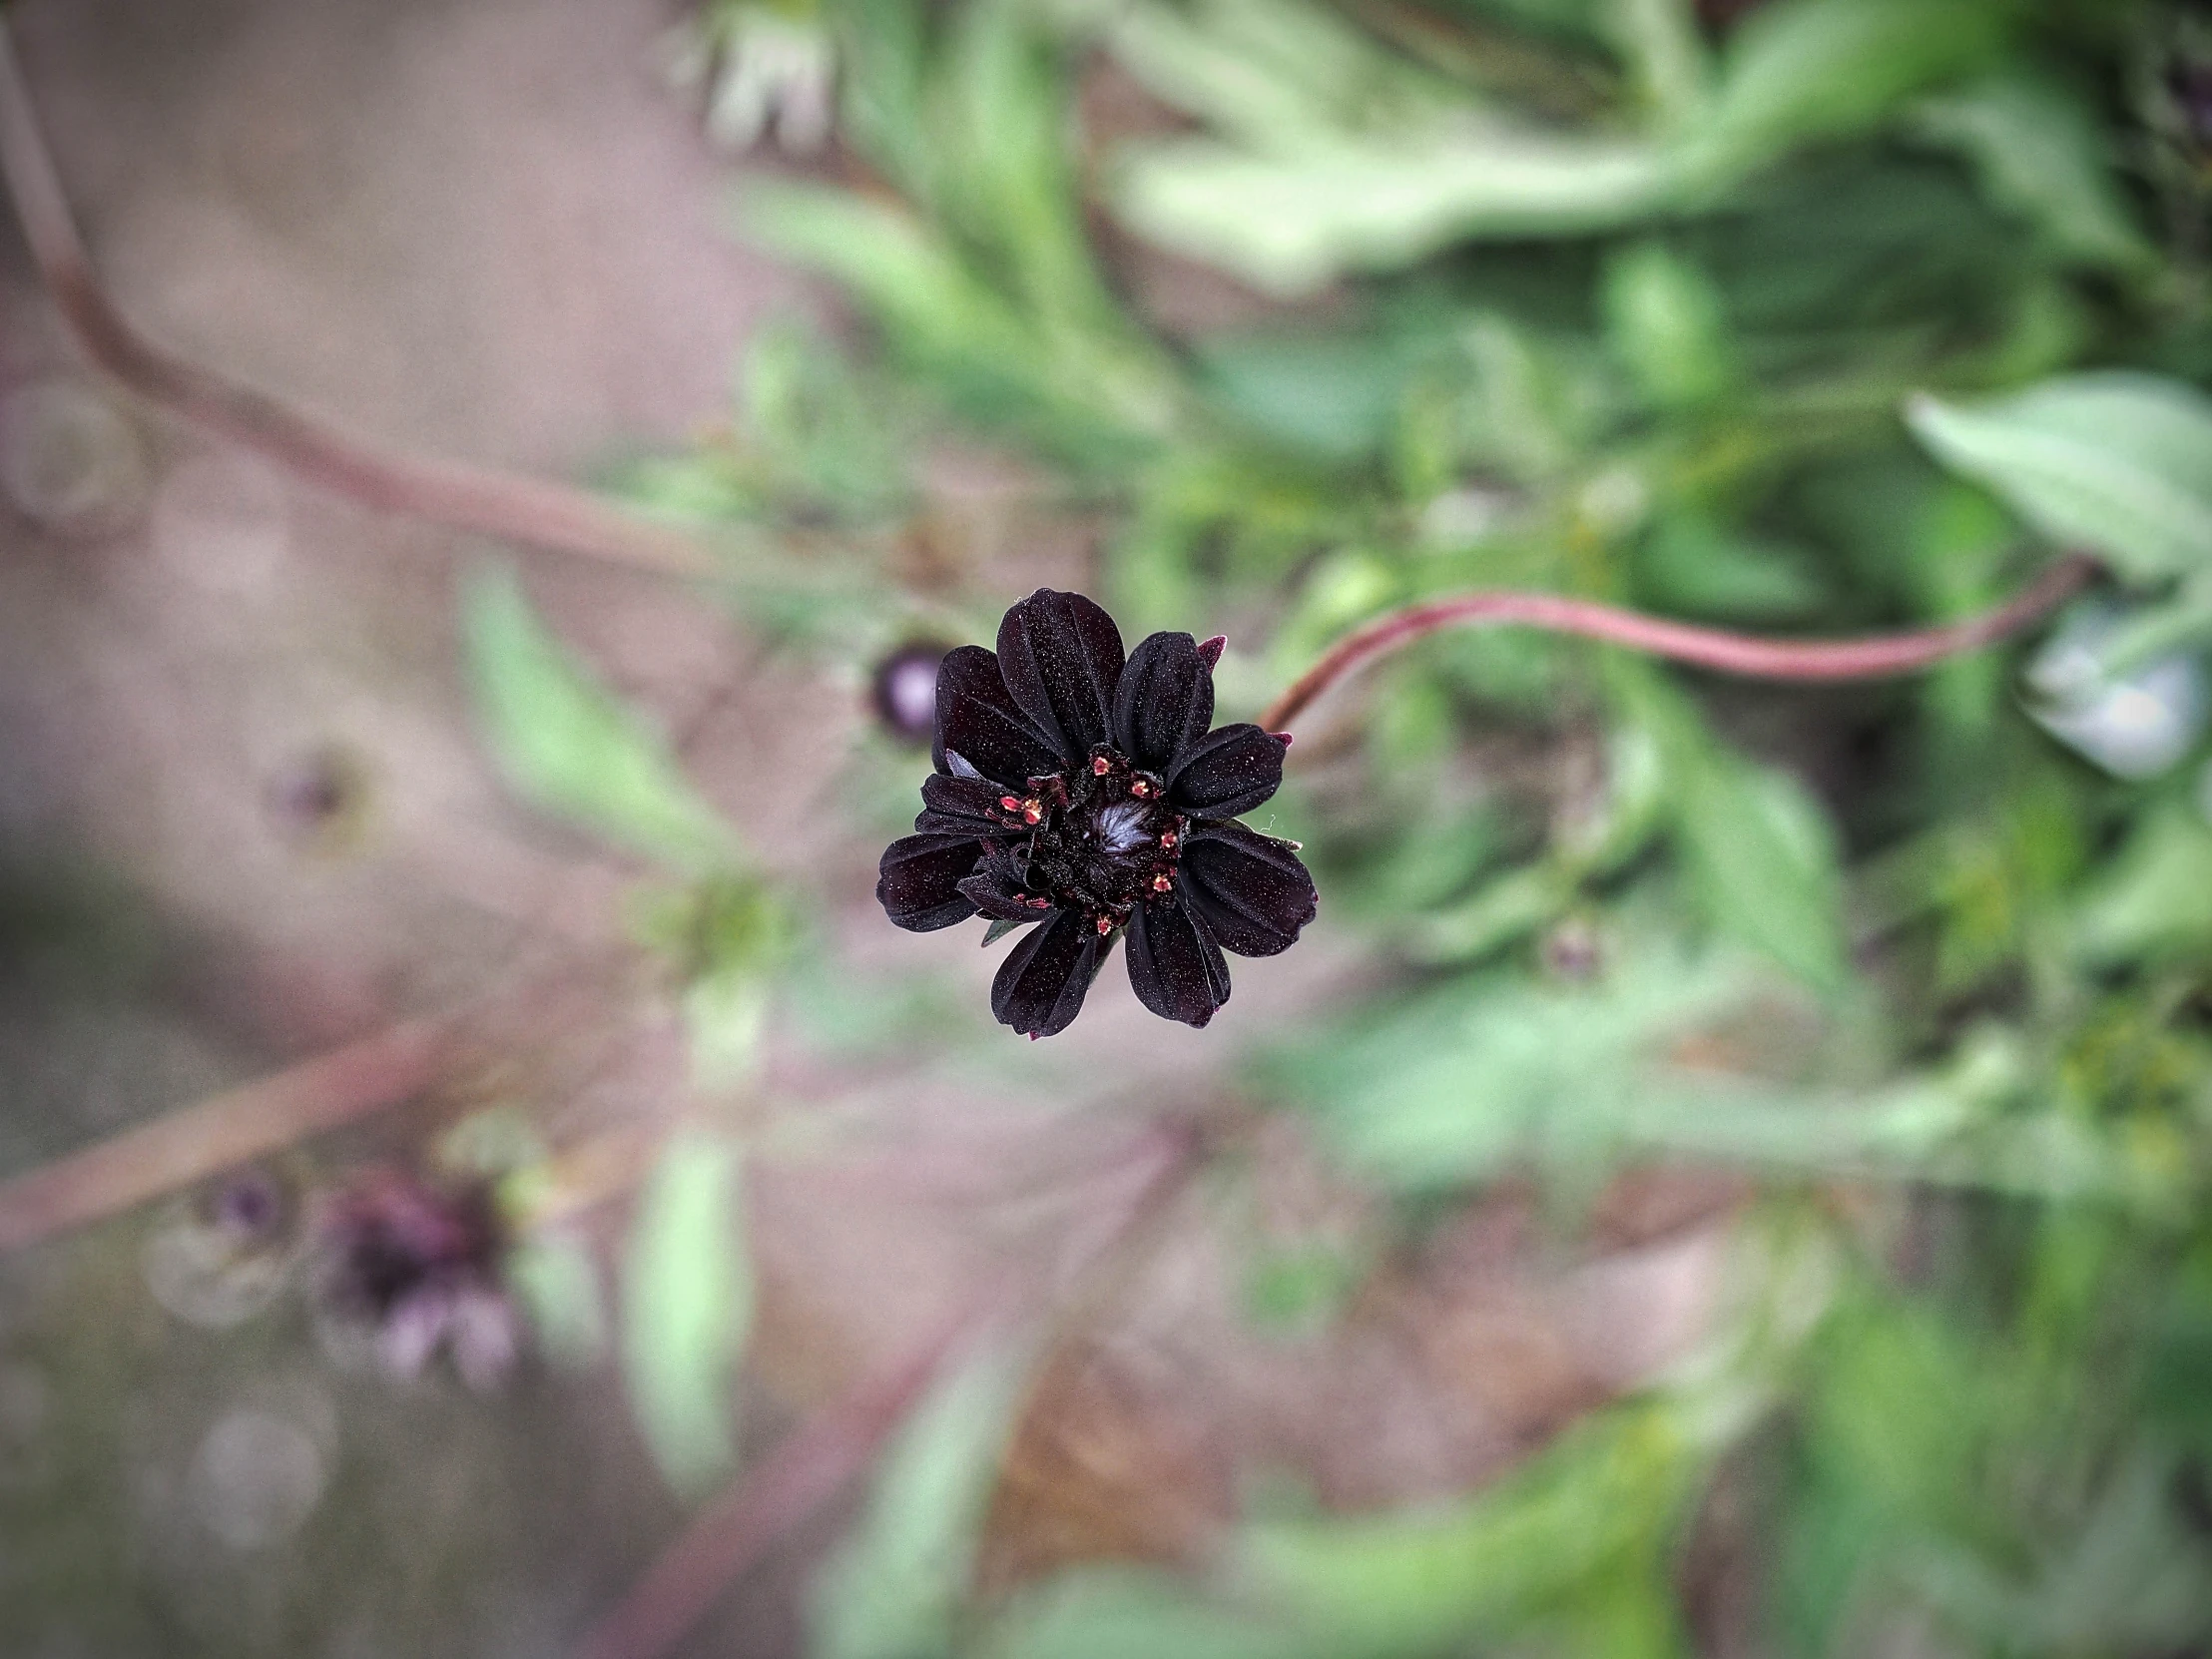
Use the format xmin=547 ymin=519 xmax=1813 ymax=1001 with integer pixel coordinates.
xmin=1091 ymin=756 xmax=1111 ymax=775
xmin=1131 ymin=779 xmax=1151 ymax=797
xmin=1152 ymin=873 xmax=1172 ymax=891
xmin=1095 ymin=916 xmax=1111 ymax=935
xmin=1160 ymin=831 xmax=1177 ymax=847
xmin=999 ymin=796 xmax=1021 ymax=812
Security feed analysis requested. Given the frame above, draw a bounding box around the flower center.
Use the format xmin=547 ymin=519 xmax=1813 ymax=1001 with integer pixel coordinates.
xmin=1016 ymin=747 xmax=1185 ymax=932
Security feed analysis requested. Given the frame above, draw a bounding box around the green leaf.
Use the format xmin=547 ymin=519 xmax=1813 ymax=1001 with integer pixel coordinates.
xmin=1693 ymin=0 xmax=2008 ymax=174
xmin=506 ymin=1232 xmax=608 ymax=1369
xmin=2071 ymin=805 xmax=2212 ymax=968
xmin=1094 ymin=0 xmax=1466 ymax=151
xmin=1907 ymin=374 xmax=2212 ymax=582
xmin=1261 ymin=938 xmax=1760 ymax=1191
xmin=635 ymin=875 xmax=794 ymax=1090
xmin=1401 ymin=863 xmax=1564 ymax=967
xmin=1910 ymin=75 xmax=2154 ymax=275
xmin=979 ymin=1569 xmax=1308 ymax=1659
xmin=1634 ymin=513 xmax=1827 ymax=623
xmin=1675 ymin=754 xmax=1849 ymax=996
xmin=1628 ymin=670 xmax=1849 ymax=995
xmin=621 ymin=1132 xmax=752 ymax=1497
xmin=1242 ymin=1241 xmax=1363 ymax=1336
xmin=1109 ymin=129 xmax=1679 ymax=296
xmin=813 ymin=1337 xmax=1031 ymax=1659
xmin=1602 ymin=242 xmax=1735 ymax=411
xmin=1196 ymin=333 xmax=1412 ymax=461
xmin=1238 ymin=1406 xmax=1699 ymax=1654
xmin=463 ymin=567 xmax=739 ymax=873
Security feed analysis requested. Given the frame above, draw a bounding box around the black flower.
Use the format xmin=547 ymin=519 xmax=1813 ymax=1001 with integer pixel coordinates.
xmin=876 ymin=588 xmax=1318 ymax=1037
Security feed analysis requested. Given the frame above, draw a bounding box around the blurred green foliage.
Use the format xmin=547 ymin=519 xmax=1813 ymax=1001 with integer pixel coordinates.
xmin=621 ymin=1131 xmax=754 ymax=1497
xmin=480 ymin=0 xmax=2212 ymax=1649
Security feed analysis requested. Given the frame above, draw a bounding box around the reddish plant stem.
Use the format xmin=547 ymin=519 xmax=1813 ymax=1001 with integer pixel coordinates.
xmin=0 ymin=1020 xmax=445 ymax=1252
xmin=572 ymin=1316 xmax=975 ymax=1659
xmin=573 ymin=1124 xmax=1200 ymax=1659
xmin=1259 ymin=553 xmax=2103 ymax=736
xmin=0 ymin=22 xmax=717 ymax=580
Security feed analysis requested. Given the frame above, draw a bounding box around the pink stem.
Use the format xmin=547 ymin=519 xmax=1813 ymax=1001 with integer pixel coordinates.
xmin=0 ymin=1021 xmax=445 ymax=1252
xmin=572 ymin=1125 xmax=1199 ymax=1659
xmin=1259 ymin=553 xmax=2102 ymax=736
xmin=572 ymin=1319 xmax=973 ymax=1659
xmin=0 ymin=23 xmax=716 ymax=580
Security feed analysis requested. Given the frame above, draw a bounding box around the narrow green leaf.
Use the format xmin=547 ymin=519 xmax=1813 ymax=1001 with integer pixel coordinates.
xmin=633 ymin=875 xmax=793 ymax=1091
xmin=621 ymin=1132 xmax=752 ymax=1497
xmin=1239 ymin=1407 xmax=1698 ymax=1653
xmin=1694 ymin=0 xmax=2007 ymax=171
xmin=1674 ymin=753 xmax=1849 ymax=996
xmin=1602 ymin=243 xmax=1735 ymax=411
xmin=1628 ymin=670 xmax=1849 ymax=995
xmin=1911 ymin=75 xmax=2154 ymax=274
xmin=463 ymin=567 xmax=739 ymax=873
xmin=506 ymin=1232 xmax=608 ymax=1369
xmin=979 ymin=1569 xmax=1307 ymax=1659
xmin=1262 ymin=939 xmax=1762 ymax=1191
xmin=1907 ymin=374 xmax=2212 ymax=582
xmin=1109 ymin=130 xmax=1679 ymax=296
xmin=2071 ymin=806 xmax=2212 ymax=968
xmin=813 ymin=1337 xmax=1031 ymax=1659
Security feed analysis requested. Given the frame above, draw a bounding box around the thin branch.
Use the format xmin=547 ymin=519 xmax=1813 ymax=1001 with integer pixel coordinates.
xmin=0 ymin=21 xmax=717 ymax=580
xmin=573 ymin=1123 xmax=1202 ymax=1659
xmin=0 ymin=1020 xmax=445 ymax=1252
xmin=573 ymin=1316 xmax=975 ymax=1659
xmin=1260 ymin=553 xmax=2103 ymax=736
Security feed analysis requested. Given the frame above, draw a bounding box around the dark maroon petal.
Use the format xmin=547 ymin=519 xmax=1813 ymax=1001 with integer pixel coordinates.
xmin=990 ymin=910 xmax=1106 ymax=1037
xmin=915 ymin=774 xmax=1012 ymax=836
xmin=1166 ymin=724 xmax=1287 ymax=819
xmin=935 ymin=645 xmax=1062 ymax=788
xmin=1125 ymin=897 xmax=1231 ymax=1027
xmin=994 ymin=589 xmax=1126 ymax=764
xmin=877 ymin=833 xmax=985 ymax=931
xmin=1178 ymin=822 xmax=1317 ymax=956
xmin=1112 ymin=631 xmax=1216 ymax=775
xmin=957 ymin=844 xmax=1046 ymax=921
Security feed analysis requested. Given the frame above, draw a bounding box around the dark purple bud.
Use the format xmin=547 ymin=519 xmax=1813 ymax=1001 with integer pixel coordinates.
xmin=871 ymin=641 xmax=952 ymax=748
xmin=265 ymin=746 xmax=368 ymax=849
xmin=204 ymin=1168 xmax=288 ymax=1243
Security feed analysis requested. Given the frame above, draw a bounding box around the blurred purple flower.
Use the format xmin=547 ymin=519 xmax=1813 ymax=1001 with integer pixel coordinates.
xmin=315 ymin=1168 xmax=518 ymax=1391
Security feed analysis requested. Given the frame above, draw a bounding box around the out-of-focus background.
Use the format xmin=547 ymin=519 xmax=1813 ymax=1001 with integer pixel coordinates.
xmin=5 ymin=0 xmax=2212 ymax=1654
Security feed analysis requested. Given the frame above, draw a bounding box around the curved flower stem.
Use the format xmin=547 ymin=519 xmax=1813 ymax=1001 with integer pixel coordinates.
xmin=0 ymin=21 xmax=716 ymax=580
xmin=1260 ymin=553 xmax=2103 ymax=737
